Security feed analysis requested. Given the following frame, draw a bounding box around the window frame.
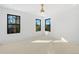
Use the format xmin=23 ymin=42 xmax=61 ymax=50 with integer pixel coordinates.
xmin=35 ymin=19 xmax=41 ymax=32
xmin=45 ymin=18 xmax=51 ymax=32
xmin=7 ymin=14 xmax=20 ymax=34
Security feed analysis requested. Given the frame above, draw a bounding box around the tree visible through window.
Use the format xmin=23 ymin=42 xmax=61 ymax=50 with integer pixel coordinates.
xmin=36 ymin=19 xmax=41 ymax=32
xmin=7 ymin=14 xmax=20 ymax=34
xmin=45 ymin=18 xmax=51 ymax=32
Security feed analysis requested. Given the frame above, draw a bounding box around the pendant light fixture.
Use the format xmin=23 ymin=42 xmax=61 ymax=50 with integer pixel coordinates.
xmin=40 ymin=4 xmax=45 ymax=17
xmin=35 ymin=4 xmax=51 ymax=32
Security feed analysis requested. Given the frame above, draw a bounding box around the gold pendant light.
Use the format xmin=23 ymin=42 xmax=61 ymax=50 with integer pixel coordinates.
xmin=41 ymin=4 xmax=45 ymax=13
xmin=40 ymin=4 xmax=45 ymax=17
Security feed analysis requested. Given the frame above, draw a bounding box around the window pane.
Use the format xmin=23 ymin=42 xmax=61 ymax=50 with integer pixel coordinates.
xmin=8 ymin=15 xmax=16 ymax=24
xmin=46 ymin=19 xmax=50 ymax=25
xmin=8 ymin=25 xmax=16 ymax=29
xmin=45 ymin=18 xmax=51 ymax=32
xmin=36 ymin=19 xmax=41 ymax=32
xmin=8 ymin=25 xmax=16 ymax=33
xmin=16 ymin=16 xmax=20 ymax=24
xmin=16 ymin=25 xmax=20 ymax=33
xmin=7 ymin=14 xmax=20 ymax=34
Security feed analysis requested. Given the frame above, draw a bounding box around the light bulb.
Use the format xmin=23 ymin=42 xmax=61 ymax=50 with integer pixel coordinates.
xmin=41 ymin=12 xmax=45 ymax=17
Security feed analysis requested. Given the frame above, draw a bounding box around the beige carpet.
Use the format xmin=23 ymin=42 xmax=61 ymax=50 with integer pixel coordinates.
xmin=0 ymin=36 xmax=79 ymax=54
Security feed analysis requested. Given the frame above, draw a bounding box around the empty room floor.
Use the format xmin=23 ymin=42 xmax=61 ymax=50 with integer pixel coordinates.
xmin=0 ymin=35 xmax=79 ymax=54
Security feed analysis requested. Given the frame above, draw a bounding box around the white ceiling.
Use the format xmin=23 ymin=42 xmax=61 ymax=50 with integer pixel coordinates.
xmin=0 ymin=4 xmax=78 ymax=16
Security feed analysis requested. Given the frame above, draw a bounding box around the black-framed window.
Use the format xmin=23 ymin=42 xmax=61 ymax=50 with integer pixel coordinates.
xmin=45 ymin=18 xmax=51 ymax=32
xmin=7 ymin=14 xmax=20 ymax=34
xmin=35 ymin=19 xmax=41 ymax=32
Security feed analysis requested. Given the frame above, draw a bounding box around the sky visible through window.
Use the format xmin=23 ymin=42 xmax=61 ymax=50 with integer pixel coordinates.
xmin=8 ymin=15 xmax=16 ymax=24
xmin=46 ymin=18 xmax=51 ymax=25
xmin=36 ymin=19 xmax=41 ymax=25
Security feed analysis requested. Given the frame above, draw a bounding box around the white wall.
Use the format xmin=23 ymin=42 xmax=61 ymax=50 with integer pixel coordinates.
xmin=48 ymin=5 xmax=79 ymax=43
xmin=0 ymin=4 xmax=79 ymax=44
xmin=0 ymin=6 xmax=41 ymax=43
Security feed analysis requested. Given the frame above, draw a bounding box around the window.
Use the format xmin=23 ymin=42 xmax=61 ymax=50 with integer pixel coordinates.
xmin=45 ymin=18 xmax=51 ymax=32
xmin=36 ymin=19 xmax=41 ymax=32
xmin=7 ymin=14 xmax=20 ymax=34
